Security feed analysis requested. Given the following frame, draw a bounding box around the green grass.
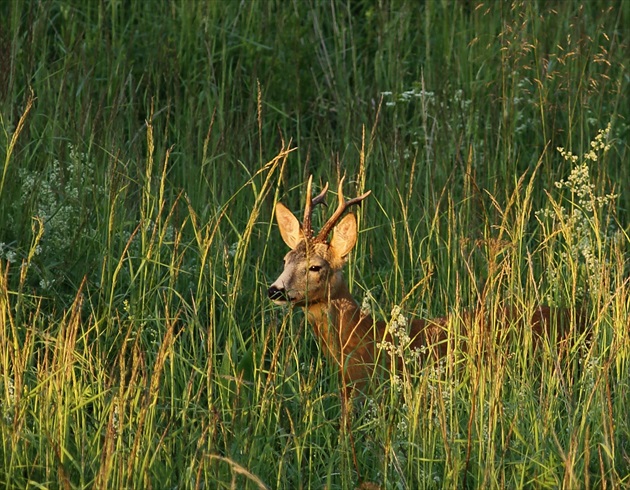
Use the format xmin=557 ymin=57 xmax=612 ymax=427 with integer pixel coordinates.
xmin=0 ymin=0 xmax=628 ymax=488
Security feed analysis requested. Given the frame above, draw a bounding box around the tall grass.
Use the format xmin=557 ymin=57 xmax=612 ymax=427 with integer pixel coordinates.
xmin=0 ymin=1 xmax=628 ymax=488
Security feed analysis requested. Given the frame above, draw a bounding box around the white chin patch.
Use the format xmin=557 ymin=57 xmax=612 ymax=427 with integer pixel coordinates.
xmin=273 ymin=296 xmax=299 ymax=305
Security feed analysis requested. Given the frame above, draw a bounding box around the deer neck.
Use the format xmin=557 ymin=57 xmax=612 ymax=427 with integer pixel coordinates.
xmin=303 ymin=271 xmax=374 ymax=364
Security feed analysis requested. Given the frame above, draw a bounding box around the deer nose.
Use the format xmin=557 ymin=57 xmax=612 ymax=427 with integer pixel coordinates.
xmin=268 ymin=285 xmax=288 ymax=301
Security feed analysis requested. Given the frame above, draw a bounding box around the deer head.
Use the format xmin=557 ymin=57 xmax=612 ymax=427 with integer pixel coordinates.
xmin=268 ymin=176 xmax=371 ymax=306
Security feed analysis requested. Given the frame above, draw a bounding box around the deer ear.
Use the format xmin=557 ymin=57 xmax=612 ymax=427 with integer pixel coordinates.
xmin=275 ymin=202 xmax=304 ymax=249
xmin=329 ymin=213 xmax=357 ymax=258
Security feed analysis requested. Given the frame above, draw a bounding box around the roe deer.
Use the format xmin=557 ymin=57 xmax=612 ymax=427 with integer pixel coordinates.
xmin=268 ymin=176 xmax=584 ymax=397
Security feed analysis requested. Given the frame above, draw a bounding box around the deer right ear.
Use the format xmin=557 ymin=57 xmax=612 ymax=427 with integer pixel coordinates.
xmin=329 ymin=213 xmax=358 ymax=258
xmin=275 ymin=202 xmax=304 ymax=250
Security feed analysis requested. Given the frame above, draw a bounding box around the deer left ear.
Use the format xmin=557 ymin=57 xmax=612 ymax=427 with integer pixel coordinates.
xmin=275 ymin=202 xmax=305 ymax=249
xmin=329 ymin=213 xmax=357 ymax=258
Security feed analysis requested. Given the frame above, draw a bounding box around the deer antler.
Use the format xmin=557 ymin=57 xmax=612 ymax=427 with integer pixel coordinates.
xmin=314 ymin=176 xmax=371 ymax=243
xmin=302 ymin=175 xmax=329 ymax=238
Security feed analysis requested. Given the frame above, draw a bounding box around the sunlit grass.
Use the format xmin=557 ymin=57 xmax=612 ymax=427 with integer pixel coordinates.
xmin=0 ymin=1 xmax=628 ymax=488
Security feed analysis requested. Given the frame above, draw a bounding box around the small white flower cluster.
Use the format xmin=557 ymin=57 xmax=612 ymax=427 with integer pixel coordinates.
xmin=1 ymin=376 xmax=15 ymax=424
xmin=381 ymin=87 xmax=436 ymax=107
xmin=424 ymin=359 xmax=449 ymax=399
xmin=360 ymin=294 xmax=372 ymax=316
xmin=123 ymin=299 xmax=134 ymax=320
xmin=377 ymin=305 xmax=428 ymax=372
xmin=554 ymin=126 xmax=616 ymax=214
xmin=585 ymin=123 xmax=612 ymax=161
xmin=20 ymin=145 xmax=85 ymax=249
xmin=537 ymin=123 xmax=617 ymax=297
xmin=377 ymin=306 xmax=408 ymax=357
xmin=364 ymin=397 xmax=379 ymax=422
xmin=0 ymin=242 xmax=18 ymax=263
xmin=39 ymin=278 xmax=55 ymax=290
xmin=111 ymin=400 xmax=120 ymax=439
xmin=14 ymin=143 xmax=106 ymax=289
xmin=226 ymin=241 xmax=238 ymax=258
xmin=389 ymin=371 xmax=404 ymax=393
xmin=555 ymin=147 xmax=579 ymax=164
xmin=396 ymin=402 xmax=409 ymax=434
xmin=579 ymin=350 xmax=600 ymax=393
xmin=381 ymin=85 xmax=478 ymax=161
xmin=146 ymin=323 xmax=161 ymax=348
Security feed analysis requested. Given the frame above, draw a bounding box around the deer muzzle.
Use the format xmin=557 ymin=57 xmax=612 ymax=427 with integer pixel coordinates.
xmin=268 ymin=284 xmax=290 ymax=303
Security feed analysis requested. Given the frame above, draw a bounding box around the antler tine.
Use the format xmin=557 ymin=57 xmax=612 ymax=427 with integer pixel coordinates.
xmin=302 ymin=176 xmax=329 ymax=238
xmin=314 ymin=176 xmax=372 ymax=243
xmin=311 ymin=181 xmax=329 ymax=207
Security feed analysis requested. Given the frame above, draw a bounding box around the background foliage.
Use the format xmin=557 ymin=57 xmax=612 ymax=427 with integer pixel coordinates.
xmin=0 ymin=1 xmax=628 ymax=488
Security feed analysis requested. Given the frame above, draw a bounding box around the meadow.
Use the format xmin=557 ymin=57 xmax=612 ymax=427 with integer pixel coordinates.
xmin=0 ymin=1 xmax=629 ymax=488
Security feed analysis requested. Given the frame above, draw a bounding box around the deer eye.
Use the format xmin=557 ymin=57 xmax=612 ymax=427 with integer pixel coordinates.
xmin=309 ymin=265 xmax=322 ymax=273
